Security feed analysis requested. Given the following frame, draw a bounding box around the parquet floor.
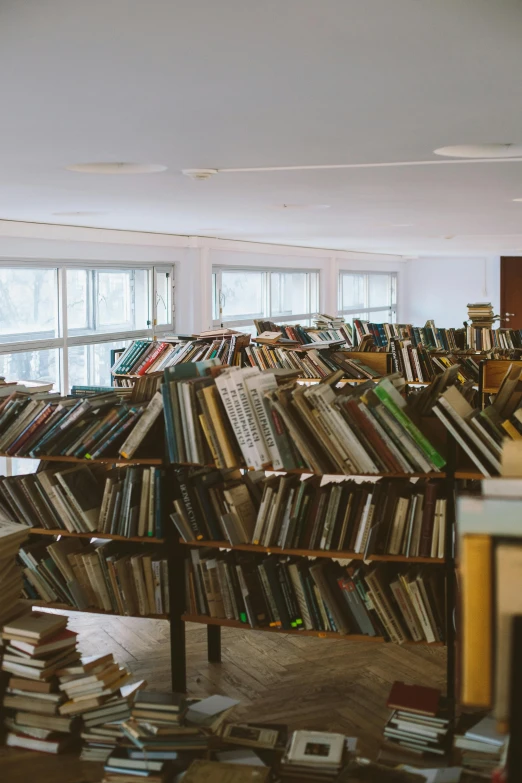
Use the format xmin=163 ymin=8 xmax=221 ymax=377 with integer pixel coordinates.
xmin=0 ymin=612 xmax=474 ymax=782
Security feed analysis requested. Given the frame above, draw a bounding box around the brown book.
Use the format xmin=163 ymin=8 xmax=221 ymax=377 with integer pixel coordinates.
xmin=386 ymin=681 xmax=440 ymax=717
xmin=8 ymin=677 xmax=54 ymax=694
xmin=4 ymin=612 xmax=67 ymax=642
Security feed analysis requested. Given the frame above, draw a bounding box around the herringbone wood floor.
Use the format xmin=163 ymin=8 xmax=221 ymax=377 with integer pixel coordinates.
xmin=1 ymin=612 xmax=480 ymax=782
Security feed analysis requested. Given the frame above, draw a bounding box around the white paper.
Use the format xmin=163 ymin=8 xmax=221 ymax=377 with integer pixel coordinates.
xmin=400 ymin=766 xmax=462 ymax=783
xmin=186 ymin=694 xmax=239 ymax=718
xmin=217 ymin=749 xmax=267 ymax=767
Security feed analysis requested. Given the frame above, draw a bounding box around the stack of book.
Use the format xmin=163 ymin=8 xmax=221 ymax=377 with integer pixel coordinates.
xmin=186 ymin=550 xmax=445 ymax=643
xmin=468 ymin=302 xmax=495 ymax=328
xmin=280 ymin=729 xmax=347 ymax=779
xmin=81 ymin=674 xmax=147 ymax=762
xmin=313 ymin=313 xmax=354 ymax=345
xmin=172 ymin=471 xmax=447 ymax=560
xmin=111 ymin=331 xmax=250 ymax=384
xmin=454 ymin=714 xmax=508 ymax=779
xmin=383 ymin=681 xmax=450 ymax=757
xmin=0 ymin=520 xmax=30 ymax=627
xmin=2 ymin=611 xmax=83 ymax=754
xmin=20 ymin=539 xmax=170 ymax=616
xmin=101 ymin=692 xmax=213 ymax=780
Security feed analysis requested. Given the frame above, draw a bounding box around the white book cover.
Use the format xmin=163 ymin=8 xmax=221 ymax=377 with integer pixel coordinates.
xmin=244 ymin=372 xmax=283 ymax=469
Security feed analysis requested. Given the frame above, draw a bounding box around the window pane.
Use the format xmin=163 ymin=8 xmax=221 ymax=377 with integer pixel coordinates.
xmin=220 ymin=270 xmax=265 ymax=322
xmin=67 ymin=269 xmax=149 ymax=336
xmin=0 ymin=268 xmax=57 ymax=342
xmin=340 ymin=273 xmax=366 ymax=311
xmin=68 ymin=340 xmax=132 ymax=391
xmin=271 ymin=272 xmax=309 ymax=319
xmin=368 ymin=274 xmax=393 ymax=309
xmin=368 ymin=309 xmax=394 ymax=323
xmin=67 ymin=269 xmax=90 ymax=330
xmin=0 ymin=348 xmax=58 ymax=387
xmin=155 ymin=270 xmax=171 ymax=326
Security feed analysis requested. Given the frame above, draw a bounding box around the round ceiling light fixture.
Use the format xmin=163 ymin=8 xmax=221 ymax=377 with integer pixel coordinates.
xmin=182 ymin=169 xmax=218 ymax=180
xmin=434 ymin=144 xmax=522 ymax=158
xmin=66 ymin=162 xmax=167 ymax=174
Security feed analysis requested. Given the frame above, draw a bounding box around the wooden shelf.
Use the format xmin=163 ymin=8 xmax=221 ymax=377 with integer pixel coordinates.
xmin=29 ymin=600 xmax=168 ymax=620
xmin=182 ymin=614 xmax=445 ymax=646
xmin=178 ymin=538 xmax=445 ymax=564
xmin=28 ymin=527 xmax=165 ymax=544
xmin=454 ymin=470 xmax=485 ymax=480
xmin=0 ymin=449 xmax=447 ymax=479
xmin=0 ymin=452 xmax=163 ymax=465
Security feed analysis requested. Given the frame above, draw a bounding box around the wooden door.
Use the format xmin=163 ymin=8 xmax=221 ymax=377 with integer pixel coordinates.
xmin=501 ymin=257 xmax=522 ymax=329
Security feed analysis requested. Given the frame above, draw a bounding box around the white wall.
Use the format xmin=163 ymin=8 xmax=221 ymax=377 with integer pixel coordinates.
xmin=402 ymin=256 xmax=500 ymax=327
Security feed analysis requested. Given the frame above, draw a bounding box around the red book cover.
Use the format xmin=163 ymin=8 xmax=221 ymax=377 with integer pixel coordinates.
xmin=386 ymin=681 xmax=440 ymax=716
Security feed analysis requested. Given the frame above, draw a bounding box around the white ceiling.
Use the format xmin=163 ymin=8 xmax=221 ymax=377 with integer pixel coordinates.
xmin=2 ymin=0 xmax=522 ymax=256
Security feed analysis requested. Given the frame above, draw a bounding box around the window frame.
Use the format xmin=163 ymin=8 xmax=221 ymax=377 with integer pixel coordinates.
xmin=0 ymin=260 xmax=176 ymax=392
xmin=212 ymin=265 xmax=320 ymax=329
xmin=337 ymin=270 xmax=398 ymax=323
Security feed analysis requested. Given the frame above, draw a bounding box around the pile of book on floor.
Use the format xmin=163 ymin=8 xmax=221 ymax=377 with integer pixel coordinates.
xmin=279 ymin=729 xmax=348 ymax=779
xmin=172 ymin=469 xmax=447 ymax=560
xmin=99 ymin=693 xmax=239 ymax=781
xmin=186 ymin=548 xmax=445 ymax=644
xmin=19 ymin=538 xmax=170 ymax=616
xmin=1 ymin=611 xmax=84 ymax=754
xmin=0 ymin=462 xmax=167 ymax=538
xmin=383 ymin=682 xmax=450 ymax=757
xmin=454 ymin=713 xmax=508 ymax=779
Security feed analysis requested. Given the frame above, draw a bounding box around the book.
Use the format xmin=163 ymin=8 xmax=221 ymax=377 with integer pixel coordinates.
xmin=386 ymin=682 xmax=441 ymax=717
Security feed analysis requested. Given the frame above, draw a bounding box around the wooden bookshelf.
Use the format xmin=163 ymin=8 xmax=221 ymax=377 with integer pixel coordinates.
xmin=29 ymin=527 xmax=165 ymax=544
xmin=0 ymin=452 xmax=163 ymax=465
xmin=182 ymin=614 xmax=446 ymax=646
xmin=178 ymin=538 xmax=445 ymax=564
xmin=30 ymin=599 xmax=168 ymax=620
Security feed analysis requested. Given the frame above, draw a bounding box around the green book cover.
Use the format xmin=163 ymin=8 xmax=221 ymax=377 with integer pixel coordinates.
xmin=373 ymin=380 xmax=446 ymax=470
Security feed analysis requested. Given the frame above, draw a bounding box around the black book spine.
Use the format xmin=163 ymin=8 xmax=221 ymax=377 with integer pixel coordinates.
xmin=261 ymin=557 xmax=292 ymax=630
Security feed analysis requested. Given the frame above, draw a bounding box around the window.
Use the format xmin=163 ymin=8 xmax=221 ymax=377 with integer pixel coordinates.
xmin=0 ymin=264 xmax=174 ymax=392
xmin=212 ymin=267 xmax=320 ymax=331
xmin=338 ymin=271 xmax=397 ymax=323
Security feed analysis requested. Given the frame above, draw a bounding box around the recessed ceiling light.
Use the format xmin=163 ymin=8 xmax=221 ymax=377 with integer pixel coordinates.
xmin=434 ymin=144 xmax=522 ymax=158
xmin=512 ymin=198 xmax=522 ymax=202
xmin=182 ymin=169 xmax=218 ymax=180
xmin=53 ymin=210 xmax=107 ymax=216
xmin=66 ymin=162 xmax=167 ymax=174
xmin=274 ymin=204 xmax=331 ymax=210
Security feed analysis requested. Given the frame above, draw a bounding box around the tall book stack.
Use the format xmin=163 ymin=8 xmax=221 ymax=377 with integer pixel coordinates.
xmin=101 ymin=692 xmax=210 ymax=782
xmin=454 ymin=714 xmax=508 ymax=779
xmin=383 ymin=681 xmax=450 ymax=757
xmin=2 ymin=611 xmax=83 ymax=754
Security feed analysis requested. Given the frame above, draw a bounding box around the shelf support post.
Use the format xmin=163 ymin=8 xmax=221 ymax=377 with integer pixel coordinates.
xmin=207 ymin=624 xmax=222 ymax=663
